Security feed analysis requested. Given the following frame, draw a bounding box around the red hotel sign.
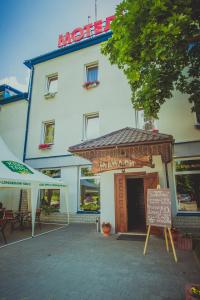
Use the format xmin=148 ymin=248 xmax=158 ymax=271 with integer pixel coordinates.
xmin=58 ymin=15 xmax=115 ymax=48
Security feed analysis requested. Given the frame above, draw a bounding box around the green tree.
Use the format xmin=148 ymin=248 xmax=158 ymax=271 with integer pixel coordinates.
xmin=101 ymin=0 xmax=200 ymax=118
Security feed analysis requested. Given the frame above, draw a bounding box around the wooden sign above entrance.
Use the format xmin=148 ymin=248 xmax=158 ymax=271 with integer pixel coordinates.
xmin=146 ymin=189 xmax=171 ymax=228
xmin=92 ymin=155 xmax=153 ymax=173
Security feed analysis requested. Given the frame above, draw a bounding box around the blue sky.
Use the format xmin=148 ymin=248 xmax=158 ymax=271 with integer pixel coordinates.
xmin=0 ymin=0 xmax=121 ymax=90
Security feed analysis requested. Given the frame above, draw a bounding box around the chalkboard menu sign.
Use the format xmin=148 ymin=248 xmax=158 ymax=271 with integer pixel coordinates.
xmin=147 ymin=189 xmax=171 ymax=228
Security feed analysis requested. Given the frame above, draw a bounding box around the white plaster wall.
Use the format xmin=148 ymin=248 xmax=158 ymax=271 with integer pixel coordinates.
xmin=100 ymin=155 xmax=165 ymax=232
xmin=0 ymin=101 xmax=28 ymax=159
xmin=26 ymin=44 xmax=134 ymax=159
xmin=61 ymin=166 xmax=78 ymax=213
xmin=158 ymin=91 xmax=200 ymax=142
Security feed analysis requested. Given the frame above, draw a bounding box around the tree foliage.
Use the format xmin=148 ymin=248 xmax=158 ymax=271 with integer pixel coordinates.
xmin=101 ymin=0 xmax=200 ymax=118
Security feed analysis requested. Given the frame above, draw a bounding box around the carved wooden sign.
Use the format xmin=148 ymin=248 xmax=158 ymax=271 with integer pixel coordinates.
xmin=146 ymin=189 xmax=171 ymax=228
xmin=92 ymin=155 xmax=153 ymax=173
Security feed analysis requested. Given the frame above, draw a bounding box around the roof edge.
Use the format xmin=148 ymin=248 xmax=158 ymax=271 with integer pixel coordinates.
xmin=69 ymin=138 xmax=174 ymax=153
xmin=24 ymin=31 xmax=112 ymax=69
xmin=1 ymin=93 xmax=28 ymax=105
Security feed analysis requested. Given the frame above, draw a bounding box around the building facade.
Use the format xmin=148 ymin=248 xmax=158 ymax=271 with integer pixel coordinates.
xmin=21 ymin=28 xmax=200 ymax=231
xmin=0 ymin=84 xmax=28 ymax=210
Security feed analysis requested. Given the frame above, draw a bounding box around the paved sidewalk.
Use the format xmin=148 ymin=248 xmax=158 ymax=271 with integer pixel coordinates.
xmin=0 ymin=223 xmax=199 ymax=300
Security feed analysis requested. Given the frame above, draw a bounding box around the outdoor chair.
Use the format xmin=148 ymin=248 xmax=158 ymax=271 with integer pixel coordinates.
xmin=24 ymin=209 xmax=42 ymax=229
xmin=0 ymin=218 xmax=7 ymax=244
xmin=4 ymin=210 xmax=19 ymax=231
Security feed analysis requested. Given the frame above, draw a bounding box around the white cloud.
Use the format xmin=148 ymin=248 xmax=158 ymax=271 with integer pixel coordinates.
xmin=0 ymin=76 xmax=29 ymax=92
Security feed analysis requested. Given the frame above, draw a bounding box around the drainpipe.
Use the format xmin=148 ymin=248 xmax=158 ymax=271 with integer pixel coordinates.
xmin=23 ymin=65 xmax=34 ymax=162
xmin=165 ymin=162 xmax=169 ymax=188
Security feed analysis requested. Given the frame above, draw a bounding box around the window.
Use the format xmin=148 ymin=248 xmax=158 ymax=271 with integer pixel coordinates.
xmin=195 ymin=112 xmax=200 ymax=125
xmin=47 ymin=74 xmax=58 ymax=93
xmin=137 ymin=110 xmax=157 ymax=131
xmin=86 ymin=64 xmax=98 ymax=82
xmin=175 ymin=159 xmax=200 ymax=212
xmin=83 ymin=113 xmax=99 ymax=140
xmin=79 ymin=166 xmax=100 ymax=212
xmin=43 ymin=121 xmax=55 ymax=144
xmin=40 ymin=169 xmax=61 ymax=211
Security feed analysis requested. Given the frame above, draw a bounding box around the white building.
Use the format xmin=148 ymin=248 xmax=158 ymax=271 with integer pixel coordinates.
xmin=19 ymin=24 xmax=200 ymax=231
xmin=0 ymin=84 xmax=28 ymax=210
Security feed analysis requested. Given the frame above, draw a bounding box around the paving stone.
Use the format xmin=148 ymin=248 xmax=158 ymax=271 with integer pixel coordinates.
xmin=0 ymin=223 xmax=199 ymax=300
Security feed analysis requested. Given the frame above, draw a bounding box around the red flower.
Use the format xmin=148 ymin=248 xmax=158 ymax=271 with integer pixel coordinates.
xmin=38 ymin=143 xmax=52 ymax=149
xmin=83 ymin=81 xmax=100 ymax=89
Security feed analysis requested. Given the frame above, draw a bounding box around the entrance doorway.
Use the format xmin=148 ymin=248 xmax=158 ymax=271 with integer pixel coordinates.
xmin=115 ymin=172 xmax=158 ymax=233
xmin=126 ymin=178 xmax=145 ymax=232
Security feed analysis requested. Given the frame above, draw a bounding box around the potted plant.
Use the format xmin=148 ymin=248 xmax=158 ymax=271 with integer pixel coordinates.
xmin=102 ymin=222 xmax=111 ymax=236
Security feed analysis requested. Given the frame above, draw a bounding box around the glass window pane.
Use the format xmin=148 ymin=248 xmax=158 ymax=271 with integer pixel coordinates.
xmin=80 ymin=178 xmax=100 ymax=211
xmin=81 ymin=167 xmax=94 ymax=177
xmin=87 ymin=66 xmax=98 ymax=82
xmin=176 ymin=174 xmax=200 ymax=211
xmin=44 ymin=122 xmax=55 ymax=144
xmin=176 ymin=160 xmax=200 ymax=172
xmin=196 ymin=112 xmax=200 ymax=124
xmin=48 ymin=77 xmax=58 ymax=93
xmin=86 ymin=116 xmax=99 ymax=139
xmin=41 ymin=169 xmax=61 ymax=178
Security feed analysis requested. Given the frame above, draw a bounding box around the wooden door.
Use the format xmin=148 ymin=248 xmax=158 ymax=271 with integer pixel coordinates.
xmin=114 ymin=173 xmax=127 ymax=233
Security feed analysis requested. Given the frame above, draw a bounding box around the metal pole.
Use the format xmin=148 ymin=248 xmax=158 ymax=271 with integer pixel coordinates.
xmin=95 ymin=0 xmax=97 ymax=21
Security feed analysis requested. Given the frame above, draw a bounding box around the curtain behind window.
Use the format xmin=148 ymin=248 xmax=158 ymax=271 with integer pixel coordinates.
xmin=87 ymin=66 xmax=98 ymax=82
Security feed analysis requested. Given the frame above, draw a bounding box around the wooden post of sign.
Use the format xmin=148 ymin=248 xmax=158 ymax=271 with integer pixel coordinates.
xmin=164 ymin=227 xmax=169 ymax=252
xmin=143 ymin=225 xmax=151 ymax=255
xmin=167 ymin=227 xmax=178 ymax=263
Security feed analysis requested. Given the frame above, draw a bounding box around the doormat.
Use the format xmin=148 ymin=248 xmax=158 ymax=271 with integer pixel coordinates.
xmin=117 ymin=234 xmax=146 ymax=241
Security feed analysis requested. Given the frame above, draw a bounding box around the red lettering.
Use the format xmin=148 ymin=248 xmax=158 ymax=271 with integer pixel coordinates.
xmin=58 ymin=32 xmax=72 ymax=48
xmin=71 ymin=27 xmax=84 ymax=42
xmin=94 ymin=20 xmax=103 ymax=35
xmin=58 ymin=15 xmax=116 ymax=48
xmin=58 ymin=34 xmax=65 ymax=48
xmin=104 ymin=15 xmax=115 ymax=32
xmin=84 ymin=23 xmax=93 ymax=38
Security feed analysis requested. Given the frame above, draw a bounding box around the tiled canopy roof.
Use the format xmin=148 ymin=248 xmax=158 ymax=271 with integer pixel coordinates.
xmin=69 ymin=127 xmax=173 ymax=152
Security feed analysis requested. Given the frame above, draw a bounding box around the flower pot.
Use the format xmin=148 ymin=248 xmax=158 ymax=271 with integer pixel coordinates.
xmin=102 ymin=223 xmax=111 ymax=236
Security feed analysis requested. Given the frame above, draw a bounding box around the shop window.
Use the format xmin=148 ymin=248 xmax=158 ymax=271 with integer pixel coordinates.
xmin=79 ymin=166 xmax=100 ymax=212
xmin=83 ymin=113 xmax=99 ymax=140
xmin=137 ymin=110 xmax=157 ymax=131
xmin=175 ymin=159 xmax=200 ymax=212
xmin=43 ymin=121 xmax=55 ymax=144
xmin=40 ymin=169 xmax=61 ymax=212
xmin=86 ymin=64 xmax=98 ymax=83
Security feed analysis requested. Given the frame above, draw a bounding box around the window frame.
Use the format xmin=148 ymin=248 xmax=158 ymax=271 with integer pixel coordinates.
xmin=174 ymin=157 xmax=200 ymax=214
xmin=85 ymin=63 xmax=99 ymax=83
xmin=46 ymin=73 xmax=58 ymax=94
xmin=42 ymin=120 xmax=55 ymax=145
xmin=136 ymin=110 xmax=157 ymax=131
xmin=83 ymin=112 xmax=100 ymax=140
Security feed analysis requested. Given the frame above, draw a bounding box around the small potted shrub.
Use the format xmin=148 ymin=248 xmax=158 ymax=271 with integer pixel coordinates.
xmin=102 ymin=222 xmax=111 ymax=236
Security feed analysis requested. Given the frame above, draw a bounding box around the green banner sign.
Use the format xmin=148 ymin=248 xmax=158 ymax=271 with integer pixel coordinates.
xmin=2 ymin=160 xmax=33 ymax=175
